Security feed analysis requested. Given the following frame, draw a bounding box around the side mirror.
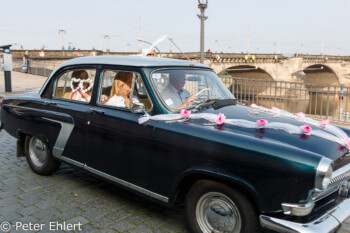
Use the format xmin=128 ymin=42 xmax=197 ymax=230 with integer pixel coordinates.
xmin=131 ymin=102 xmax=145 ymax=113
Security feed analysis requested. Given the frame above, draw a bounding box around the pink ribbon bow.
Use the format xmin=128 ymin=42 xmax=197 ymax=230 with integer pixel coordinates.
xmin=250 ymin=103 xmax=258 ymax=108
xmin=345 ymin=138 xmax=350 ymax=149
xmin=320 ymin=119 xmax=330 ymax=125
xmin=295 ymin=112 xmax=305 ymax=118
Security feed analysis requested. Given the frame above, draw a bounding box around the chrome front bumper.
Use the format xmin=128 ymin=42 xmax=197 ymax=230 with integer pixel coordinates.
xmin=260 ymin=198 xmax=350 ymax=233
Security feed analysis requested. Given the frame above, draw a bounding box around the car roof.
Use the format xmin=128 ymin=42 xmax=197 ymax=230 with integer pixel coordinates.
xmin=57 ymin=55 xmax=210 ymax=69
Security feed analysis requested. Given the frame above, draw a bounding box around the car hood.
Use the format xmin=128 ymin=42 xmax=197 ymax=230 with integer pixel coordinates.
xmin=187 ymin=104 xmax=349 ymax=162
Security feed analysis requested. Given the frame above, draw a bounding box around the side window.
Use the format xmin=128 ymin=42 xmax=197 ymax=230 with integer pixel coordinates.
xmin=54 ymin=69 xmax=96 ymax=102
xmin=99 ymin=70 xmax=152 ymax=111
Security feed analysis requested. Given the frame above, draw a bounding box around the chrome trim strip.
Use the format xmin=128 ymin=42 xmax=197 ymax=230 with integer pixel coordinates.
xmin=42 ymin=118 xmax=75 ymax=158
xmin=0 ymin=120 xmax=3 ymax=130
xmin=60 ymin=156 xmax=84 ymax=168
xmin=84 ymin=165 xmax=169 ymax=203
xmin=260 ymin=198 xmax=350 ymax=233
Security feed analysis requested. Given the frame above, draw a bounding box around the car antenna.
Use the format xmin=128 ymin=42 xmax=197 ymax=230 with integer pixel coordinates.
xmin=168 ymin=38 xmax=194 ymax=66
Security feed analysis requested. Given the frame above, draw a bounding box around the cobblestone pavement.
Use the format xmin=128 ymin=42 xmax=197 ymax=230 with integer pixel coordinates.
xmin=0 ymin=132 xmax=350 ymax=233
xmin=0 ymin=131 xmax=188 ymax=233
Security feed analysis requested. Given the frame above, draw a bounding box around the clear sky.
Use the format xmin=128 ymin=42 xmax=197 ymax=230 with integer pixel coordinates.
xmin=1 ymin=0 xmax=350 ymax=55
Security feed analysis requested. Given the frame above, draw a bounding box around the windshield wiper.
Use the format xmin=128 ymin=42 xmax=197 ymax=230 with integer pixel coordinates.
xmin=212 ymin=99 xmax=237 ymax=110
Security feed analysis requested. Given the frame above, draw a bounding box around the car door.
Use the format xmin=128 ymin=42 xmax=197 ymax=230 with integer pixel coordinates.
xmin=83 ymin=67 xmax=156 ymax=194
xmin=41 ymin=66 xmax=98 ymax=166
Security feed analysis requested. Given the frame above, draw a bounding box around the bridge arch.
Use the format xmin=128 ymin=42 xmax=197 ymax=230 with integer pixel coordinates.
xmin=302 ymin=64 xmax=342 ymax=117
xmin=218 ymin=65 xmax=277 ymax=107
xmin=303 ymin=64 xmax=340 ymax=86
xmin=220 ymin=65 xmax=274 ymax=81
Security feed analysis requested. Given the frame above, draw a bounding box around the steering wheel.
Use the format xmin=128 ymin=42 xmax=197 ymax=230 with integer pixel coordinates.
xmin=192 ymin=88 xmax=214 ymax=104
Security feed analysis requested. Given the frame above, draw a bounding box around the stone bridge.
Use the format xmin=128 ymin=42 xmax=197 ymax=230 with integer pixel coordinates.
xmin=205 ymin=54 xmax=350 ymax=87
xmin=7 ymin=50 xmax=350 ymax=86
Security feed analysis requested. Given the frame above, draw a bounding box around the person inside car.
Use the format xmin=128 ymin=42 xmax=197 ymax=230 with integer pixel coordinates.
xmin=69 ymin=70 xmax=92 ymax=102
xmin=146 ymin=49 xmax=155 ymax=57
xmin=106 ymin=72 xmax=139 ymax=108
xmin=160 ymin=71 xmax=196 ymax=109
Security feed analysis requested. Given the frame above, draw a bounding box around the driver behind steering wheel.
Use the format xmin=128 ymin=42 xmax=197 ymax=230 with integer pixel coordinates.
xmin=160 ymin=71 xmax=197 ymax=109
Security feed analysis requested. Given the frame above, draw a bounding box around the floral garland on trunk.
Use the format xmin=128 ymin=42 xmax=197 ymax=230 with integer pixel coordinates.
xmin=138 ymin=104 xmax=350 ymax=149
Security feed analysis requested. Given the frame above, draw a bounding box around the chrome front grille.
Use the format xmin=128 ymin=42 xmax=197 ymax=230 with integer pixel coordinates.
xmin=330 ymin=163 xmax=350 ymax=186
xmin=312 ymin=162 xmax=350 ymax=203
xmin=313 ymin=185 xmax=340 ymax=202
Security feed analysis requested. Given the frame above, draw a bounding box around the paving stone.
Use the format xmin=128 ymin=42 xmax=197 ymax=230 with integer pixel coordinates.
xmin=105 ymin=208 xmax=132 ymax=222
xmin=0 ymin=211 xmax=23 ymax=222
xmin=83 ymin=207 xmax=109 ymax=220
xmin=31 ymin=207 xmax=58 ymax=219
xmin=0 ymin=202 xmax=23 ymax=213
xmin=125 ymin=212 xmax=150 ymax=224
xmin=66 ymin=216 xmax=90 ymax=225
xmin=35 ymin=199 xmax=62 ymax=209
xmin=78 ymin=223 xmax=98 ymax=233
xmin=90 ymin=216 xmax=115 ymax=229
xmin=79 ymin=199 xmax=106 ymax=211
xmin=150 ymin=228 xmax=170 ymax=233
xmin=128 ymin=224 xmax=154 ymax=233
xmin=56 ymin=208 xmax=84 ymax=221
xmin=162 ymin=219 xmax=188 ymax=233
xmin=110 ymin=219 xmax=135 ymax=232
xmin=144 ymin=215 xmax=169 ymax=229
xmin=18 ymin=205 xmax=40 ymax=216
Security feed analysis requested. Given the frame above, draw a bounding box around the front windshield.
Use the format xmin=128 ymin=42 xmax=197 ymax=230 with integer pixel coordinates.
xmin=151 ymin=69 xmax=235 ymax=111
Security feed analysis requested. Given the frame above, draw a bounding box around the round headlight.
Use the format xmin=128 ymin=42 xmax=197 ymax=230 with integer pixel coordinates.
xmin=315 ymin=157 xmax=333 ymax=190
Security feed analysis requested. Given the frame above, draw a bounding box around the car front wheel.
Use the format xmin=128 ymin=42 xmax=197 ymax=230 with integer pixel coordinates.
xmin=25 ymin=136 xmax=60 ymax=175
xmin=186 ymin=180 xmax=260 ymax=233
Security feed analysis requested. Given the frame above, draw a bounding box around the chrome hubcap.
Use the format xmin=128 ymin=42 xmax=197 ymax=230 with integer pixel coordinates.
xmin=29 ymin=137 xmax=47 ymax=167
xmin=196 ymin=192 xmax=242 ymax=233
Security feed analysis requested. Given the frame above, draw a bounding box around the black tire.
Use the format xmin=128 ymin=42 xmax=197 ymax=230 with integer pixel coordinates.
xmin=25 ymin=135 xmax=60 ymax=175
xmin=185 ymin=180 xmax=261 ymax=233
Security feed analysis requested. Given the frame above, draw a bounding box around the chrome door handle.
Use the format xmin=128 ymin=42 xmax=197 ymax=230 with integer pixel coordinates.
xmin=89 ymin=108 xmax=105 ymax=114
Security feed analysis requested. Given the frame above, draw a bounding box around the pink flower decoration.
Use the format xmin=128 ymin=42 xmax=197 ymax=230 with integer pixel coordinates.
xmin=256 ymin=119 xmax=268 ymax=127
xmin=345 ymin=138 xmax=350 ymax=149
xmin=301 ymin=124 xmax=312 ymax=135
xmin=180 ymin=109 xmax=191 ymax=118
xmin=250 ymin=103 xmax=258 ymax=108
xmin=320 ymin=119 xmax=330 ymax=125
xmin=295 ymin=112 xmax=305 ymax=118
xmin=215 ymin=113 xmax=226 ymax=125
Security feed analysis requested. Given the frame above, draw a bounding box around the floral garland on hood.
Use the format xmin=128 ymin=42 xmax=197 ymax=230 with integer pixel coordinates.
xmin=138 ymin=104 xmax=350 ymax=149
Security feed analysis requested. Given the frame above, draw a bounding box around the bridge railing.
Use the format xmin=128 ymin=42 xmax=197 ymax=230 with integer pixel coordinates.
xmin=221 ymin=77 xmax=350 ymax=124
xmin=12 ymin=59 xmax=62 ymax=77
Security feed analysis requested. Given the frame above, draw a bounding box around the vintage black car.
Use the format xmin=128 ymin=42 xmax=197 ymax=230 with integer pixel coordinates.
xmin=1 ymin=55 xmax=350 ymax=233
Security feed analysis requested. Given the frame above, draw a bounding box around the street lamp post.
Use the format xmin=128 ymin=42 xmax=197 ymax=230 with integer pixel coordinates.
xmin=197 ymin=0 xmax=208 ymax=64
xmin=58 ymin=30 xmax=66 ymax=50
xmin=104 ymin=35 xmax=110 ymax=51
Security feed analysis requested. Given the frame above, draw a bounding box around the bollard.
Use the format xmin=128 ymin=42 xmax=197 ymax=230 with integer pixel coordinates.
xmin=4 ymin=71 xmax=11 ymax=92
xmin=0 ymin=45 xmax=13 ymax=92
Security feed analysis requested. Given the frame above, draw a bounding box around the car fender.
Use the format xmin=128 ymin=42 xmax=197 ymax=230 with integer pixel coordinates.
xmin=171 ymin=168 xmax=262 ymax=211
